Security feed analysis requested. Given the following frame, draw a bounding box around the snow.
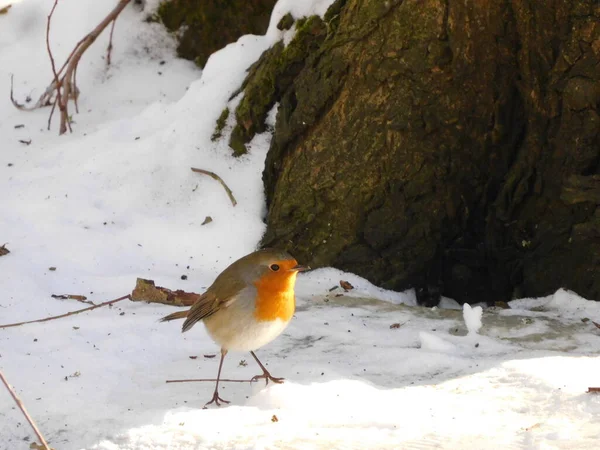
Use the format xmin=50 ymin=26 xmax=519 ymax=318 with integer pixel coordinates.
xmin=1 ymin=0 xmax=600 ymax=449
xmin=462 ymin=303 xmax=483 ymax=335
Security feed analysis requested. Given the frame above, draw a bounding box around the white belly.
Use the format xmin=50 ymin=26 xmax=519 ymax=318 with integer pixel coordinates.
xmin=203 ymin=306 xmax=290 ymax=352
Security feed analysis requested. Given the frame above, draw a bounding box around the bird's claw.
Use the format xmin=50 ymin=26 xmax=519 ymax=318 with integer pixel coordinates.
xmin=250 ymin=372 xmax=285 ymax=385
xmin=203 ymin=391 xmax=230 ymax=408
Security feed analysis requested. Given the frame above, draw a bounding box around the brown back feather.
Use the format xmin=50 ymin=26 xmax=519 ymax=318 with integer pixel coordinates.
xmin=179 ymin=248 xmax=295 ymax=333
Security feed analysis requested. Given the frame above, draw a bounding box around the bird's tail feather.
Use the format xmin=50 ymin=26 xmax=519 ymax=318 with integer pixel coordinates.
xmin=159 ymin=310 xmax=189 ymax=322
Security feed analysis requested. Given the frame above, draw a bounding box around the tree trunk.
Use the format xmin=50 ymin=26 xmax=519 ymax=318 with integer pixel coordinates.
xmin=157 ymin=0 xmax=277 ymax=67
xmin=230 ymin=0 xmax=600 ymax=304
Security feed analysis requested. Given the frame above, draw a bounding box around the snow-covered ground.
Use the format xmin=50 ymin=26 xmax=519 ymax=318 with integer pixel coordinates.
xmin=1 ymin=1 xmax=599 ymax=449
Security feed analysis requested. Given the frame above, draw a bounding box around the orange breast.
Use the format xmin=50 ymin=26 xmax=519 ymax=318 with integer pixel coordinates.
xmin=253 ymin=271 xmax=297 ymax=322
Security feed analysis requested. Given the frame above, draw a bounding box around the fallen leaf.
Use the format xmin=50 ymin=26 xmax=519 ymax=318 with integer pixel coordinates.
xmin=494 ymin=301 xmax=511 ymax=309
xmin=0 ymin=243 xmax=9 ymax=257
xmin=389 ymin=323 xmax=402 ymax=329
xmin=340 ymin=280 xmax=354 ymax=291
xmin=201 ymin=216 xmax=213 ymax=225
xmin=582 ymin=318 xmax=590 ymax=323
xmin=29 ymin=443 xmax=56 ymax=450
xmin=271 ymin=414 xmax=279 ymax=423
xmin=587 ymin=387 xmax=600 ymax=393
xmin=238 ymin=359 xmax=247 ymax=367
xmin=0 ymin=5 xmax=12 ymax=15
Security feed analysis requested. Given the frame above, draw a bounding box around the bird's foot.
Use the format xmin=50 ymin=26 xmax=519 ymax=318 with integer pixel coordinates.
xmin=203 ymin=390 xmax=230 ymax=408
xmin=250 ymin=371 xmax=285 ymax=385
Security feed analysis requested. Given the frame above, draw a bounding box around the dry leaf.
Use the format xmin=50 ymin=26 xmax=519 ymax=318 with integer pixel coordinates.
xmin=271 ymin=414 xmax=279 ymax=423
xmin=587 ymin=387 xmax=600 ymax=393
xmin=201 ymin=216 xmax=213 ymax=225
xmin=0 ymin=243 xmax=9 ymax=257
xmin=494 ymin=301 xmax=511 ymax=309
xmin=389 ymin=323 xmax=402 ymax=329
xmin=29 ymin=443 xmax=55 ymax=450
xmin=0 ymin=4 xmax=12 ymax=15
xmin=340 ymin=280 xmax=354 ymax=291
xmin=131 ymin=278 xmax=201 ymax=306
xmin=238 ymin=359 xmax=247 ymax=367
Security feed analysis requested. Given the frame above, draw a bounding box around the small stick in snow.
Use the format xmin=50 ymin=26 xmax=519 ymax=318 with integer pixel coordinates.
xmin=46 ymin=0 xmax=65 ymax=132
xmin=51 ymin=294 xmax=94 ymax=305
xmin=191 ymin=167 xmax=237 ymax=207
xmin=0 ymin=370 xmax=52 ymax=450
xmin=106 ymin=19 xmax=117 ymax=66
xmin=166 ymin=378 xmax=250 ymax=384
xmin=0 ymin=294 xmax=130 ymax=329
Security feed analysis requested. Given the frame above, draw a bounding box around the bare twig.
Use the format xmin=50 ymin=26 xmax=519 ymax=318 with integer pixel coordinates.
xmin=46 ymin=0 xmax=64 ymax=132
xmin=11 ymin=0 xmax=132 ymax=133
xmin=0 ymin=294 xmax=130 ymax=329
xmin=9 ymin=75 xmax=26 ymax=109
xmin=0 ymin=370 xmax=51 ymax=450
xmin=106 ymin=19 xmax=117 ymax=66
xmin=51 ymin=294 xmax=94 ymax=305
xmin=166 ymin=378 xmax=250 ymax=384
xmin=191 ymin=167 xmax=237 ymax=206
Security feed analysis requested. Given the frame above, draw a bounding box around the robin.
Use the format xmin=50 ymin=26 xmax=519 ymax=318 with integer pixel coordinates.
xmin=160 ymin=248 xmax=309 ymax=407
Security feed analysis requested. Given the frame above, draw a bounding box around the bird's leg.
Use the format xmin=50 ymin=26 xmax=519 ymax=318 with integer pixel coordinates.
xmin=203 ymin=348 xmax=230 ymax=408
xmin=249 ymin=350 xmax=284 ymax=385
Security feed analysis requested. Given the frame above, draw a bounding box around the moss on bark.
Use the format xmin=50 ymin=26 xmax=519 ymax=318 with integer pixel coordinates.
xmin=157 ymin=0 xmax=277 ymax=67
xmin=228 ymin=15 xmax=328 ymax=155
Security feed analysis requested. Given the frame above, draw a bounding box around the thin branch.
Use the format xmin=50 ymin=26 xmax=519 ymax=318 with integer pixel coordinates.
xmin=106 ymin=19 xmax=117 ymax=66
xmin=166 ymin=378 xmax=251 ymax=384
xmin=47 ymin=97 xmax=58 ymax=130
xmin=73 ymin=63 xmax=80 ymax=113
xmin=9 ymin=75 xmax=26 ymax=110
xmin=0 ymin=294 xmax=130 ymax=329
xmin=10 ymin=0 xmax=132 ymax=134
xmin=0 ymin=370 xmax=51 ymax=450
xmin=191 ymin=167 xmax=237 ymax=206
xmin=46 ymin=0 xmax=64 ymax=132
xmin=57 ymin=0 xmax=132 ymax=134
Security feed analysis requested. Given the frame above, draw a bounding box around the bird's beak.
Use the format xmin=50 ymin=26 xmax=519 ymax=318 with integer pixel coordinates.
xmin=291 ymin=264 xmax=310 ymax=272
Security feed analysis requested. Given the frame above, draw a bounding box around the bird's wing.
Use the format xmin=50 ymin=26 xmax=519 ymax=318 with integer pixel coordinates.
xmin=181 ymin=275 xmax=246 ymax=333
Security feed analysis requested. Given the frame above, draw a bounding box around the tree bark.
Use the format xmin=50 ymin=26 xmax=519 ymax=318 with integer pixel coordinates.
xmin=157 ymin=0 xmax=277 ymax=67
xmin=252 ymin=0 xmax=600 ymax=304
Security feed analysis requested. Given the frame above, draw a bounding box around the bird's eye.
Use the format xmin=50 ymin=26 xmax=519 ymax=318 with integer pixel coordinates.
xmin=270 ymin=264 xmax=280 ymax=272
